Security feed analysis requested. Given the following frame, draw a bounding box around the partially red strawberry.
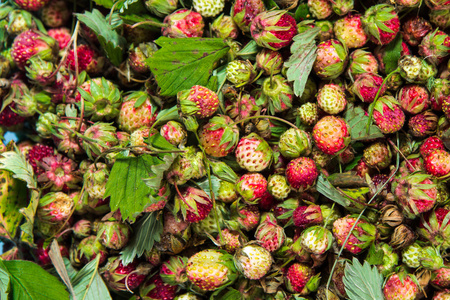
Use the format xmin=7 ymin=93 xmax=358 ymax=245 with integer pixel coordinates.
xmin=408 ymin=110 xmax=438 ymax=138
xmin=0 ymin=102 xmax=27 ymax=128
xmin=14 ymin=0 xmax=51 ymax=11
xmin=373 ymin=95 xmax=406 ymax=134
xmin=334 ymin=14 xmax=368 ymax=49
xmin=255 ymin=213 xmax=285 ymax=252
xmin=420 ymin=136 xmax=445 ymax=158
xmin=250 ymin=10 xmax=297 ymax=51
xmin=26 ymin=144 xmax=55 ymax=176
xmin=162 ymin=9 xmax=204 ymax=38
xmin=347 ymin=49 xmax=379 ymax=79
xmin=419 ymin=29 xmax=450 ymax=65
xmin=235 ymin=133 xmax=273 ymax=172
xmin=402 ymin=16 xmax=433 ymax=47
xmin=332 ymin=215 xmax=377 ymax=254
xmin=398 ymin=84 xmax=430 ymax=115
xmin=292 ymin=205 xmax=323 ymax=229
xmin=102 ymin=257 xmax=151 ymax=292
xmin=419 ymin=207 xmax=450 ymax=248
xmin=351 ymin=73 xmax=386 ymax=103
xmin=178 ymin=85 xmax=219 ymax=119
xmin=425 ymin=149 xmax=450 ymax=177
xmin=174 ymin=186 xmax=212 ymax=223
xmin=11 ymin=30 xmax=57 ymax=70
xmin=198 ymin=115 xmax=239 ymax=158
xmin=235 ymin=204 xmax=260 ymax=231
xmin=431 ymin=266 xmax=450 ymax=288
xmin=225 ymin=93 xmax=259 ymax=123
xmin=139 ymin=274 xmax=177 ymax=300
xmin=65 ymin=44 xmax=105 ymax=75
xmin=231 ymin=0 xmax=265 ymax=33
xmin=429 ymin=79 xmax=450 ymax=111
xmin=362 ymin=4 xmax=400 ymax=45
xmin=383 ymin=272 xmax=419 ymax=300
xmin=312 ymin=116 xmax=350 ymax=155
xmin=285 ymin=157 xmax=319 ymax=191
xmin=284 ymin=263 xmax=314 ymax=294
xmin=41 ymin=0 xmax=71 ymax=28
xmin=314 ymin=39 xmax=348 ymax=80
xmin=236 ymin=173 xmax=268 ymax=204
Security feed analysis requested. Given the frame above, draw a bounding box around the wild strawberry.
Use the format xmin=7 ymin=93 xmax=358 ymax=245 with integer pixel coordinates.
xmin=286 ymin=157 xmax=319 ymax=191
xmin=162 ymin=9 xmax=204 ymax=38
xmin=6 ymin=10 xmax=36 ymax=36
xmin=65 ymin=44 xmax=105 ymax=75
xmin=393 ymin=173 xmax=437 ymax=218
xmin=312 ymin=116 xmax=350 ymax=155
xmin=351 ymin=73 xmax=385 ymax=103
xmin=226 ymin=60 xmax=257 ymax=87
xmin=398 ymin=85 xmax=430 ymax=115
xmin=374 ymin=42 xmax=411 ymax=75
xmin=186 ymin=249 xmax=236 ymax=291
xmin=297 ymin=102 xmax=319 ymax=126
xmin=178 ymin=85 xmax=219 ymax=119
xmin=117 ymin=91 xmax=158 ymax=133
xmin=430 ymin=79 xmax=450 ymax=111
xmin=259 ymin=75 xmax=294 ymax=114
xmin=347 ymin=49 xmax=379 ymax=79
xmin=38 ymin=154 xmax=81 ymax=191
xmin=217 ymin=180 xmax=238 ymax=203
xmin=236 ymin=173 xmax=268 ymax=204
xmin=128 ymin=42 xmax=157 ymax=74
xmin=231 ymin=0 xmax=265 ymax=33
xmin=317 ymin=83 xmax=347 ymax=114
xmin=256 ymin=48 xmax=283 ymax=75
xmin=11 ymin=30 xmax=57 ymax=70
xmin=292 ymin=205 xmax=323 ymax=229
xmin=35 ymin=239 xmax=69 ymax=266
xmin=198 ymin=115 xmax=239 ymax=158
xmin=37 ymin=192 xmax=73 ymax=223
xmin=334 ymin=14 xmax=368 ymax=49
xmin=192 ymin=0 xmax=224 ymax=17
xmin=139 ymin=274 xmax=177 ymax=300
xmin=398 ymin=55 xmax=437 ymax=84
xmin=267 ymin=174 xmax=290 ymax=200
xmin=314 ymin=39 xmax=348 ymax=80
xmin=402 ymin=16 xmax=433 ymax=47
xmin=218 ymin=229 xmax=242 ymax=253
xmin=235 ymin=204 xmax=260 ymax=231
xmin=432 ymin=266 xmax=450 ymax=288
xmin=420 ymin=136 xmax=445 ymax=158
xmin=419 ymin=29 xmax=450 ymax=65
xmin=166 ymin=146 xmax=205 ymax=185
xmin=330 ymin=0 xmax=353 ymax=15
xmin=174 ymin=186 xmax=212 ymax=223
xmin=41 ymin=0 xmax=70 ymax=28
xmin=362 ymin=4 xmax=400 ymax=45
xmin=373 ymin=95 xmax=406 ymax=134
xmin=211 ymin=15 xmax=239 ymax=39
xmin=434 ymin=289 xmax=450 ymax=299
xmin=383 ymin=272 xmax=419 ymax=300
xmin=285 ymin=263 xmax=317 ymax=294
xmin=279 ymin=128 xmax=312 ymax=159
xmin=71 ymin=235 xmax=108 ymax=266
xmin=234 ymin=244 xmax=272 ymax=280
xmin=444 ymin=95 xmax=450 ymax=120
xmin=429 ymin=9 xmax=450 ymax=29
xmin=26 ymin=144 xmax=55 ymax=176
xmin=300 ymin=225 xmax=333 ymax=255
xmin=160 ymin=256 xmax=188 ymax=286
xmin=307 ymin=0 xmax=332 ymax=19
xmin=402 ymin=242 xmax=423 ymax=268
xmin=363 ymin=142 xmax=392 ymax=170
xmin=73 ymin=219 xmax=92 ymax=239
xmin=160 ymin=121 xmax=187 ymax=147
xmin=408 ymin=110 xmax=438 ymax=138
xmin=235 ymin=133 xmax=273 ymax=172
xmin=419 ymin=207 xmax=450 ymax=248
xmin=14 ymin=0 xmax=51 ymax=11
xmin=225 ymin=93 xmax=259 ymax=123
xmin=370 ymin=243 xmax=399 ymax=276
xmin=332 ymin=215 xmax=377 ymax=254
xmin=102 ymin=257 xmax=151 ymax=292
xmin=425 ymin=149 xmax=450 ymax=177
xmin=255 ymin=213 xmax=285 ymax=252
xmin=250 ymin=10 xmax=296 ymax=50
xmin=52 ymin=119 xmax=87 ymax=158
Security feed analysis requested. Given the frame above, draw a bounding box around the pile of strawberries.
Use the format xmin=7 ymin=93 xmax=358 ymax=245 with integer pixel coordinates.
xmin=1 ymin=0 xmax=450 ymax=298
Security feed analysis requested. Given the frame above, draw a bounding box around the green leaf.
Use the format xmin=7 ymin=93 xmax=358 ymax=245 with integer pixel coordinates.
xmin=92 ymin=0 xmax=113 ymax=8
xmin=48 ymin=240 xmax=75 ymax=298
xmin=75 ymin=9 xmax=126 ymax=66
xmin=344 ymin=258 xmax=384 ymax=300
xmin=105 ymin=155 xmax=158 ymax=221
xmin=155 ymin=106 xmax=180 ymax=124
xmin=236 ymin=40 xmax=259 ymax=60
xmin=0 ymin=261 xmax=10 ymax=300
xmin=147 ymin=133 xmax=179 ymax=151
xmin=143 ymin=153 xmax=177 ymax=190
xmin=0 ymin=149 xmax=37 ymax=189
xmin=316 ymin=175 xmax=351 ymax=207
xmin=294 ymin=3 xmax=311 ymax=21
xmin=383 ymin=34 xmax=402 ymax=74
xmin=120 ymin=212 xmax=163 ymax=265
xmin=1 ymin=260 xmax=69 ymax=300
xmin=195 ymin=175 xmax=220 ymax=199
xmin=285 ymin=28 xmax=320 ymax=97
xmin=71 ymin=256 xmax=112 ymax=300
xmin=119 ymin=14 xmax=163 ymax=32
xmin=146 ymin=37 xmax=230 ymax=96
xmin=344 ymin=103 xmax=384 ymax=142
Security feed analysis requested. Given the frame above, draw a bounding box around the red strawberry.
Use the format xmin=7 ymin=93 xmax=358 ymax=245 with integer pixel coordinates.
xmin=432 ymin=266 xmax=450 ymax=288
xmin=162 ymin=9 xmax=204 ymax=38
xmin=383 ymin=272 xmax=419 ymax=300
xmin=420 ymin=136 xmax=445 ymax=158
xmin=236 ymin=173 xmax=268 ymax=204
xmin=285 ymin=157 xmax=319 ymax=191
xmin=14 ymin=0 xmax=51 ymax=11
xmin=174 ymin=186 xmax=212 ymax=223
xmin=351 ymin=73 xmax=386 ymax=103
xmin=250 ymin=10 xmax=297 ymax=51
xmin=408 ymin=110 xmax=438 ymax=138
xmin=198 ymin=115 xmax=239 ymax=158
xmin=178 ymin=85 xmax=219 ymax=119
xmin=402 ymin=16 xmax=433 ymax=47
xmin=26 ymin=144 xmax=55 ymax=175
xmin=292 ymin=205 xmax=323 ymax=229
xmin=65 ymin=44 xmax=105 ymax=75
xmin=362 ymin=4 xmax=400 ymax=45
xmin=373 ymin=95 xmax=406 ymax=134
xmin=102 ymin=257 xmax=151 ymax=292
xmin=312 ymin=116 xmax=350 ymax=155
xmin=284 ymin=263 xmax=314 ymax=293
xmin=398 ymin=84 xmax=430 ymax=114
xmin=231 ymin=0 xmax=265 ymax=33
xmin=139 ymin=274 xmax=177 ymax=300
xmin=425 ymin=149 xmax=450 ymax=177
xmin=11 ymin=30 xmax=57 ymax=70
xmin=332 ymin=215 xmax=377 ymax=254
xmin=0 ymin=102 xmax=27 ymax=128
